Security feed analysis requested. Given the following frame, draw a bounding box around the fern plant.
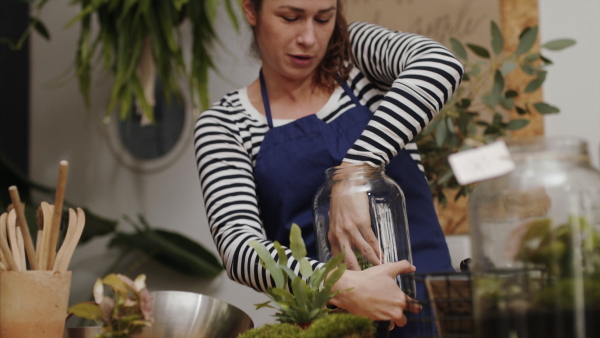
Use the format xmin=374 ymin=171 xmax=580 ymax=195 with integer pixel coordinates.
xmin=248 ymin=223 xmax=347 ymax=325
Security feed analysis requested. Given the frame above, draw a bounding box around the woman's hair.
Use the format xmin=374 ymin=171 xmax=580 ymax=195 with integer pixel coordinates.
xmin=248 ymin=0 xmax=354 ymax=90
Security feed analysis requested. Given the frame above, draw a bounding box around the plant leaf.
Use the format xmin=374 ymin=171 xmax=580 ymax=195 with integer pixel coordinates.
xmin=67 ymin=302 xmax=104 ymax=321
xmin=501 ymin=60 xmax=518 ymax=76
xmin=289 ymin=223 xmax=307 ymax=260
xmin=273 ymin=242 xmax=288 ymax=267
xmin=299 ymin=257 xmax=313 ymax=279
xmin=490 ymin=70 xmax=504 ymax=107
xmin=507 ymin=119 xmax=530 ymax=130
xmin=491 ymin=21 xmax=503 ymax=55
xmin=435 ymin=119 xmax=447 ymax=147
xmin=467 ymin=43 xmax=490 ymax=59
xmin=543 ymin=39 xmax=576 ymax=51
xmin=110 ymin=227 xmax=224 ymax=278
xmin=533 ymin=102 xmax=560 ymax=115
xmin=32 ymin=18 xmax=50 ymax=40
xmin=524 ymin=71 xmax=547 ymax=93
xmin=248 ymin=240 xmax=285 ymax=288
xmin=516 ymin=26 xmax=538 ymax=56
xmin=450 ymin=38 xmax=468 ymax=60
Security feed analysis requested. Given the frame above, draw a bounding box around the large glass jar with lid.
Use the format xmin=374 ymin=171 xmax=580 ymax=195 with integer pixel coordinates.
xmin=469 ymin=137 xmax=600 ymax=338
xmin=312 ymin=164 xmax=416 ymax=298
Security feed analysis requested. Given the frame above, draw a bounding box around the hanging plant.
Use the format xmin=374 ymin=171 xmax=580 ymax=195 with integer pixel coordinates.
xmin=2 ymin=0 xmax=241 ymax=122
xmin=68 ymin=0 xmax=241 ymax=122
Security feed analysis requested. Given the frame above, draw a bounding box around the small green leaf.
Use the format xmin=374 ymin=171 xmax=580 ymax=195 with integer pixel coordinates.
xmin=543 ymin=39 xmax=576 ymax=51
xmin=490 ymin=70 xmax=504 ymax=107
xmin=299 ymin=258 xmax=313 ymax=279
xmin=438 ymin=169 xmax=454 ymax=184
xmin=289 ymin=223 xmax=307 ymax=260
xmin=450 ymin=38 xmax=468 ymax=60
xmin=501 ymin=60 xmax=518 ymax=76
xmin=32 ymin=19 xmax=50 ymax=40
xmin=491 ymin=21 xmax=503 ymax=55
xmin=446 ymin=116 xmax=455 ymax=134
xmin=516 ymin=106 xmax=527 ymax=115
xmin=516 ymin=26 xmax=538 ymax=56
xmin=524 ymin=53 xmax=539 ymax=62
xmin=524 ymin=71 xmax=547 ymax=93
xmin=67 ymin=303 xmax=104 ymax=321
xmin=501 ymin=97 xmax=514 ymax=110
xmin=505 ymin=90 xmax=518 ymax=98
xmin=274 ymin=242 xmax=288 ymax=267
xmin=467 ymin=43 xmax=490 ymax=59
xmin=539 ymin=54 xmax=553 ymax=65
xmin=533 ymin=102 xmax=560 ymax=115
xmin=249 ymin=240 xmax=285 ymax=288
xmin=435 ymin=119 xmax=447 ymax=147
xmin=507 ymin=119 xmax=530 ymax=130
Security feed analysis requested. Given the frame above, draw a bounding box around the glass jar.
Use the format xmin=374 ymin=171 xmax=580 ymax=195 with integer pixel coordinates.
xmin=312 ymin=164 xmax=416 ymax=298
xmin=469 ymin=137 xmax=600 ymax=338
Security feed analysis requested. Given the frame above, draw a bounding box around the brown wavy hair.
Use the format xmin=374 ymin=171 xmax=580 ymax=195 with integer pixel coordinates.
xmin=248 ymin=0 xmax=354 ymax=90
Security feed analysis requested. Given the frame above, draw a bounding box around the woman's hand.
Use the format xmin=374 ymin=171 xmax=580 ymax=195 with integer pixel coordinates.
xmin=328 ymin=163 xmax=381 ymax=270
xmin=329 ymin=260 xmax=422 ymax=328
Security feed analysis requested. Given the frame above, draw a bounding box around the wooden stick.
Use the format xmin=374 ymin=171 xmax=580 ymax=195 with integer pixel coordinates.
xmin=46 ymin=160 xmax=69 ymax=270
xmin=8 ymin=186 xmax=39 ymax=270
xmin=39 ymin=202 xmax=53 ymax=270
xmin=55 ymin=208 xmax=86 ymax=272
xmin=17 ymin=231 xmax=26 ymax=270
xmin=7 ymin=210 xmax=22 ymax=271
xmin=0 ymin=213 xmax=19 ymax=271
xmin=53 ymin=208 xmax=77 ymax=271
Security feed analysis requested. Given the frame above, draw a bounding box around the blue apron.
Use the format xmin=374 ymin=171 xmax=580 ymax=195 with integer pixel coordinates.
xmin=253 ymin=71 xmax=452 ymax=337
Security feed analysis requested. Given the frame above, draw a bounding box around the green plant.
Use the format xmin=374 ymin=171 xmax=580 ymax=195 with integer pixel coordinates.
xmin=248 ymin=223 xmax=347 ymax=325
xmin=238 ymin=313 xmax=376 ymax=338
xmin=2 ymin=0 xmax=241 ymax=121
xmin=68 ymin=273 xmax=154 ymax=338
xmin=415 ymin=21 xmax=576 ymax=207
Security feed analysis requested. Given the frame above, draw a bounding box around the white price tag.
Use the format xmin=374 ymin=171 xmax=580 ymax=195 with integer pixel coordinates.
xmin=448 ymin=141 xmax=516 ymax=185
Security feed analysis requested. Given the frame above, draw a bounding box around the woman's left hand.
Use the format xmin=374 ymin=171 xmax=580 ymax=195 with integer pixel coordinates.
xmin=328 ymin=163 xmax=381 ymax=270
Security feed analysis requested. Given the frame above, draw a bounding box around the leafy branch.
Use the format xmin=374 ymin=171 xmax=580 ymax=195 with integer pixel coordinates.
xmin=415 ymin=21 xmax=576 ymax=207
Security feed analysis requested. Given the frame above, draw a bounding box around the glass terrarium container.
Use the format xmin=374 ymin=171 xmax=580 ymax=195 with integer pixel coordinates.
xmin=312 ymin=164 xmax=416 ymax=298
xmin=469 ymin=137 xmax=600 ymax=338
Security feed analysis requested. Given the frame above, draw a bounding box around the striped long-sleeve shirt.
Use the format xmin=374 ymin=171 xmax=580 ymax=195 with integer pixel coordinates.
xmin=193 ymin=21 xmax=464 ymax=292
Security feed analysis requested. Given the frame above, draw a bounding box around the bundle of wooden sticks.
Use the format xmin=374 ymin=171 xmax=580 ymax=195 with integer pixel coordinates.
xmin=0 ymin=161 xmax=85 ymax=272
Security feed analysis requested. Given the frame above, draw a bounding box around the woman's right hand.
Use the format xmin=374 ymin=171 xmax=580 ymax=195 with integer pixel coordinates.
xmin=329 ymin=260 xmax=422 ymax=328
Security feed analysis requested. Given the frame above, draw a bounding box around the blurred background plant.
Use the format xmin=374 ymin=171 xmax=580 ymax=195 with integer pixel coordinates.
xmin=1 ymin=0 xmax=241 ymax=122
xmin=68 ymin=273 xmax=154 ymax=338
xmin=0 ymin=153 xmax=224 ymax=279
xmin=415 ymin=21 xmax=576 ymax=207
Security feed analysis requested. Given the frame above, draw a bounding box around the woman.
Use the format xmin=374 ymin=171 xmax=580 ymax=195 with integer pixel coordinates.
xmin=194 ymin=0 xmax=464 ymax=334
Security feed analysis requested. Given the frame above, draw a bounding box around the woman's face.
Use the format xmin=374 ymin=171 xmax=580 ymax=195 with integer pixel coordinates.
xmin=244 ymin=0 xmax=337 ymax=83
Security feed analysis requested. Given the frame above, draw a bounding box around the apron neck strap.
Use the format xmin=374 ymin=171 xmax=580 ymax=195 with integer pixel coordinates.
xmin=259 ymin=69 xmax=275 ymax=129
xmin=339 ymin=81 xmax=362 ymax=107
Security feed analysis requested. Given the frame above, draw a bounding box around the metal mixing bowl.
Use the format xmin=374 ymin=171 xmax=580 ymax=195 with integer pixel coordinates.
xmin=137 ymin=290 xmax=254 ymax=338
xmin=63 ymin=291 xmax=254 ymax=338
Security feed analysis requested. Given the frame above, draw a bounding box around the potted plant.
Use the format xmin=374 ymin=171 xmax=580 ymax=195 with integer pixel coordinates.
xmin=240 ymin=224 xmax=379 ymax=337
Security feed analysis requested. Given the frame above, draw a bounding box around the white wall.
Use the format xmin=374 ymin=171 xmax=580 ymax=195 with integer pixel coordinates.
xmin=28 ymin=0 xmax=599 ymax=329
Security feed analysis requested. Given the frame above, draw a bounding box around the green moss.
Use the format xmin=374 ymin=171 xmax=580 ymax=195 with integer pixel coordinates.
xmin=304 ymin=313 xmax=376 ymax=338
xmin=238 ymin=313 xmax=376 ymax=338
xmin=238 ymin=323 xmax=303 ymax=338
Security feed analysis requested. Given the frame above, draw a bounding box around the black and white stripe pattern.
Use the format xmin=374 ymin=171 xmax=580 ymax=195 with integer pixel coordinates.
xmin=193 ymin=21 xmax=463 ymax=292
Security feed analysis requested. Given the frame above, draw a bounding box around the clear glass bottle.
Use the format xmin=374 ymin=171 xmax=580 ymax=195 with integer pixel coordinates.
xmin=312 ymin=164 xmax=416 ymax=298
xmin=469 ymin=137 xmax=600 ymax=338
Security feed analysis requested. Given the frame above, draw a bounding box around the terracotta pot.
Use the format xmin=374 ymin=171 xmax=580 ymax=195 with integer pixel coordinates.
xmin=0 ymin=270 xmax=72 ymax=338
